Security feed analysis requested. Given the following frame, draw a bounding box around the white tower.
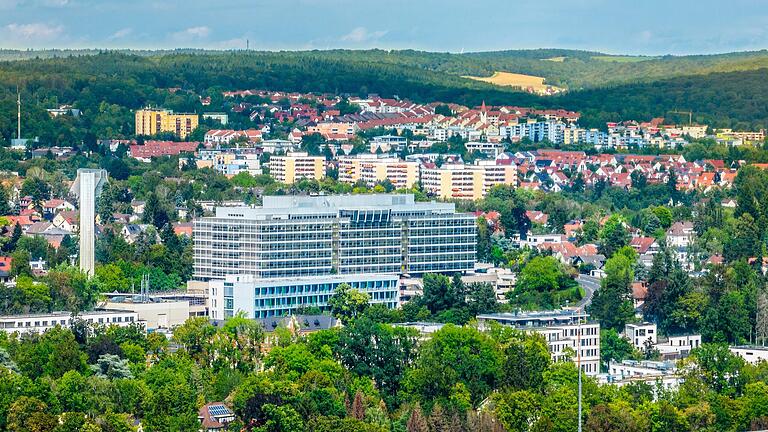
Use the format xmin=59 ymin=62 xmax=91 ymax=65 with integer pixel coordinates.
xmin=70 ymin=169 xmax=108 ymax=275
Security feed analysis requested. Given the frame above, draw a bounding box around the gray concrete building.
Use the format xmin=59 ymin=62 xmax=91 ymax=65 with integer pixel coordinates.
xmin=70 ymin=169 xmax=108 ymax=275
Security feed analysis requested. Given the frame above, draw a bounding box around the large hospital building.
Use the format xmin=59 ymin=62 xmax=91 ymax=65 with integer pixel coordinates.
xmin=194 ymin=194 xmax=477 ymax=318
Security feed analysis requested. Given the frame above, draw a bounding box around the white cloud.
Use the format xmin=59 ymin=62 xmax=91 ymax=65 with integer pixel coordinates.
xmin=172 ymin=26 xmax=211 ymax=41
xmin=108 ymin=27 xmax=132 ymax=40
xmin=5 ymin=22 xmax=65 ymax=41
xmin=341 ymin=27 xmax=387 ymax=43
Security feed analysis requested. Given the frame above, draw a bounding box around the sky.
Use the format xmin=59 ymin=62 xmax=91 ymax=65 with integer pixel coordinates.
xmin=1 ymin=0 xmax=767 ymax=55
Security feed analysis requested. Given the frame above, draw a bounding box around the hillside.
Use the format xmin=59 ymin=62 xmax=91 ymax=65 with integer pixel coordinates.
xmin=0 ymin=50 xmax=767 ymax=143
xmin=3 ymin=48 xmax=768 ymax=90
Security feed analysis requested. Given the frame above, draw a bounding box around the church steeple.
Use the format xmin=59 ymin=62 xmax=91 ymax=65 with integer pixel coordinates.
xmin=480 ymin=100 xmax=488 ymax=124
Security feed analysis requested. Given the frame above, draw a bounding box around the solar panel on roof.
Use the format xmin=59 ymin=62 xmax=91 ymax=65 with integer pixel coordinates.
xmin=208 ymin=405 xmax=232 ymax=417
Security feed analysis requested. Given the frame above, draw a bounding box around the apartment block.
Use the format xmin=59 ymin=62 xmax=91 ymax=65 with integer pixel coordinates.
xmin=421 ymin=160 xmax=517 ymax=200
xmin=193 ymin=194 xmax=476 ymax=281
xmin=135 ymin=108 xmax=199 ymax=139
xmin=477 ymin=310 xmax=601 ymax=376
xmin=269 ymin=151 xmax=325 ymax=184
xmin=338 ymin=154 xmax=419 ymax=189
xmin=209 ymin=273 xmax=399 ymax=319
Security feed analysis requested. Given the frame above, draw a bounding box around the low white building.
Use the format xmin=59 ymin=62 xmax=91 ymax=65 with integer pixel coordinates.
xmin=0 ymin=310 xmax=141 ymax=334
xmin=465 ymin=141 xmax=506 ymax=158
xmin=656 ymin=334 xmax=702 ymax=360
xmin=101 ymin=295 xmax=192 ymax=330
xmin=602 ymin=359 xmax=682 ymax=392
xmin=730 ymin=345 xmax=768 ymax=364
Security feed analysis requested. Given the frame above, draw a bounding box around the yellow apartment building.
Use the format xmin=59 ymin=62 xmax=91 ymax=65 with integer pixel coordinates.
xmin=135 ymin=108 xmax=199 ymax=139
xmin=338 ymin=155 xmax=419 ymax=189
xmin=421 ymin=160 xmax=517 ymax=200
xmin=269 ymin=152 xmax=325 ymax=184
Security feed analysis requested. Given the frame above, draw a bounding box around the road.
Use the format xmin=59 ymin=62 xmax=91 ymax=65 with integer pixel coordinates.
xmin=575 ymin=274 xmax=600 ymax=310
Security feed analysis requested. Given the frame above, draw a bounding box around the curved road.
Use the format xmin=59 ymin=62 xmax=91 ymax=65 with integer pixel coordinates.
xmin=575 ymin=274 xmax=600 ymax=310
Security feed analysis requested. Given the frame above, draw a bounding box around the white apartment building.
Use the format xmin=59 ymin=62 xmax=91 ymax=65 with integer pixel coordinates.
xmin=337 ymin=154 xmax=419 ymax=189
xmin=477 ymin=310 xmax=601 ymax=376
xmin=420 ymin=160 xmax=517 ymax=200
xmin=0 ymin=310 xmax=141 ymax=334
xmin=500 ymin=121 xmax=567 ymax=143
xmin=269 ymin=151 xmax=325 ymax=184
xmin=193 ymin=194 xmax=476 ymax=281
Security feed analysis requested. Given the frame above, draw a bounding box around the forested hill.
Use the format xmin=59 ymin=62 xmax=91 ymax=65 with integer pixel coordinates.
xmin=3 ymin=48 xmax=768 ymax=89
xmin=0 ymin=51 xmax=767 ymax=143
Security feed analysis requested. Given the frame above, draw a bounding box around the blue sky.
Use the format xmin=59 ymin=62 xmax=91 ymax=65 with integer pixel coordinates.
xmin=1 ymin=0 xmax=767 ymax=55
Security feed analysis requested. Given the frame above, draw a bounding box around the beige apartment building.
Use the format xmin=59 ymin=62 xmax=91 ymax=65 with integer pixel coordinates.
xmin=421 ymin=160 xmax=517 ymax=200
xmin=135 ymin=108 xmax=199 ymax=139
xmin=338 ymin=155 xmax=419 ymax=189
xmin=269 ymin=152 xmax=325 ymax=184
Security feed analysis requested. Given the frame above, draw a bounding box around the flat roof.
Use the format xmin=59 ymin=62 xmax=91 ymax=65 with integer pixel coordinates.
xmin=208 ymin=194 xmax=461 ymax=219
xmin=478 ymin=309 xmax=589 ymax=320
xmin=0 ymin=309 xmax=136 ymax=320
xmin=218 ymin=272 xmax=400 ymax=285
xmin=732 ymin=345 xmax=768 ymax=351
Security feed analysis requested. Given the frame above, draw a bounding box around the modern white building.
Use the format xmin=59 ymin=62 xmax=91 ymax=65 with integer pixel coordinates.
xmin=731 ymin=345 xmax=768 ymax=364
xmin=209 ymin=273 xmax=399 ymax=319
xmin=477 ymin=310 xmax=601 ymax=376
xmin=656 ymin=334 xmax=702 ymax=359
xmin=624 ymin=322 xmax=658 ymax=350
xmin=193 ymin=194 xmax=476 ymax=281
xmin=0 ymin=310 xmax=141 ymax=334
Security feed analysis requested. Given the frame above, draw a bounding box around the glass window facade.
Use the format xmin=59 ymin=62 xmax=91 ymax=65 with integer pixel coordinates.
xmin=194 ymin=194 xmax=476 ymax=281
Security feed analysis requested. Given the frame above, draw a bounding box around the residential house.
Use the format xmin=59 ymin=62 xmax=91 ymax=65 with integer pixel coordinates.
xmin=198 ymin=403 xmax=236 ymax=431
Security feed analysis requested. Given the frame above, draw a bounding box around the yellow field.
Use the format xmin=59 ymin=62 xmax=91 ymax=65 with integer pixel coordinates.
xmin=543 ymin=56 xmax=566 ymax=62
xmin=591 ymin=55 xmax=657 ymax=63
xmin=463 ymin=71 xmax=564 ymax=94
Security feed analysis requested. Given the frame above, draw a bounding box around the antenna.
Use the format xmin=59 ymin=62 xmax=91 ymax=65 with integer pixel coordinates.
xmin=246 ymin=39 xmax=249 ymax=50
xmin=17 ymin=87 xmax=21 ymax=140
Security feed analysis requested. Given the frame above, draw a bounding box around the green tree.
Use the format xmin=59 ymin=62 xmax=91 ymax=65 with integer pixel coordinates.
xmin=405 ymin=325 xmax=502 ymax=407
xmin=588 ymin=246 xmax=636 ymax=331
xmin=335 ymin=317 xmax=418 ymax=407
xmin=599 ymin=215 xmax=630 ymax=258
xmin=328 ymin=283 xmax=370 ymax=324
